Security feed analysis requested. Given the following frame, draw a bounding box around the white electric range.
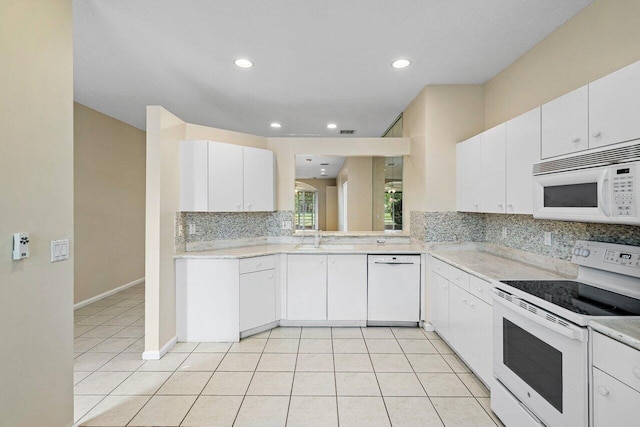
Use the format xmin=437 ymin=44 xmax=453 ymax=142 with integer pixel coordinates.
xmin=490 ymin=240 xmax=640 ymax=427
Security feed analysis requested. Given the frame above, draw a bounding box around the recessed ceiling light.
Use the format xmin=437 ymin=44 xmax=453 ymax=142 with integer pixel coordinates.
xmin=234 ymin=58 xmax=254 ymax=68
xmin=391 ymin=59 xmax=411 ymax=69
xmin=270 ymin=122 xmax=281 ymax=128
xmin=327 ymin=123 xmax=337 ymax=129
xmin=321 ymin=168 xmax=326 ymax=172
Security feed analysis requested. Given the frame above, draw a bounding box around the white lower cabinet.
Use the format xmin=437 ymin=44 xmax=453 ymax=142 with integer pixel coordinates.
xmin=240 ymin=269 xmax=276 ymax=331
xmin=176 ymin=255 xmax=277 ymax=342
xmin=287 ymin=254 xmax=328 ymax=321
xmin=429 ymin=255 xmax=493 ymax=386
xmin=287 ymin=254 xmax=367 ymax=322
xmin=430 ymin=270 xmax=450 ymax=339
xmin=591 ymin=331 xmax=640 ymax=426
xmin=327 ymin=254 xmax=367 ymax=321
xmin=592 ymin=368 xmax=640 ymax=427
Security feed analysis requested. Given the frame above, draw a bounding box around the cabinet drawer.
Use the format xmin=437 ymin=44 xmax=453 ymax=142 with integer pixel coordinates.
xmin=468 ymin=275 xmax=492 ymax=305
xmin=430 ymin=256 xmax=449 ymax=278
xmin=448 ymin=266 xmax=470 ymax=291
xmin=593 ymin=332 xmax=640 ymax=393
xmin=240 ymin=255 xmax=276 ymax=274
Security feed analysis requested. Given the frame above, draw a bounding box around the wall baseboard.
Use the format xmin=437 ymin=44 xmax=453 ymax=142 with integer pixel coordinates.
xmin=74 ymin=277 xmax=145 ymax=310
xmin=142 ymin=335 xmax=178 ymax=360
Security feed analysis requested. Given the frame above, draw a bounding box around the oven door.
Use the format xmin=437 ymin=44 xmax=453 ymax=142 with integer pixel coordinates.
xmin=492 ymin=290 xmax=588 ymax=427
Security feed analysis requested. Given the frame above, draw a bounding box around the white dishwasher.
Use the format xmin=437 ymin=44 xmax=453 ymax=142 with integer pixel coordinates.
xmin=367 ymin=255 xmax=421 ymax=325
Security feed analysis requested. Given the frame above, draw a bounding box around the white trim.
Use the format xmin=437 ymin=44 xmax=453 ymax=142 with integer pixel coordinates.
xmin=422 ymin=322 xmax=435 ymax=332
xmin=279 ymin=320 xmax=366 ymax=327
xmin=142 ymin=335 xmax=178 ymax=360
xmin=74 ymin=277 xmax=145 ymax=310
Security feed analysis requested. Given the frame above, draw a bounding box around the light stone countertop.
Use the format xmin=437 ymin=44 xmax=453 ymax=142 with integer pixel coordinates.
xmin=589 ymin=318 xmax=640 ymax=351
xmin=428 ymin=243 xmax=575 ymax=282
xmin=174 ymin=243 xmax=426 ymax=259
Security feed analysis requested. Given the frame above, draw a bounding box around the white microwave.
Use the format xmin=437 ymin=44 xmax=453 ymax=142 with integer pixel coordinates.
xmin=533 ymin=160 xmax=639 ymax=225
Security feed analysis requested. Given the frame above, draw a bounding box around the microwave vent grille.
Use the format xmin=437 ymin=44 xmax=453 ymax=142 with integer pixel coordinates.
xmin=533 ymin=142 xmax=640 ymax=175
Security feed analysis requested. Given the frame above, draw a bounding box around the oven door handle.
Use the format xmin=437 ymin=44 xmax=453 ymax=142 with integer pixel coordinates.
xmin=492 ymin=289 xmax=587 ymax=342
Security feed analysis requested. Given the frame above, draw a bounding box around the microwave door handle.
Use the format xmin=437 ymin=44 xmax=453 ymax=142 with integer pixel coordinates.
xmin=598 ymin=169 xmax=611 ymax=217
xmin=492 ymin=289 xmax=587 ymax=342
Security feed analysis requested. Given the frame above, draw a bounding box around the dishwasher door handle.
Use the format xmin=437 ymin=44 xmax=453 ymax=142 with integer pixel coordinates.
xmin=374 ymin=261 xmax=416 ymax=265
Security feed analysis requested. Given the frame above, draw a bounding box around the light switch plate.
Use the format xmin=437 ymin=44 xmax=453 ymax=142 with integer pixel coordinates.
xmin=51 ymin=239 xmax=70 ymax=262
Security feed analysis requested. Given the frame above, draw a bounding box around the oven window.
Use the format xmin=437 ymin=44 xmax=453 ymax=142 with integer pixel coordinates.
xmin=503 ymin=319 xmax=563 ymax=413
xmin=544 ymin=183 xmax=597 ymax=208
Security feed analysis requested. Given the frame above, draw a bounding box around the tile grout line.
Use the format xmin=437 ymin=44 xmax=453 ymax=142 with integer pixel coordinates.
xmin=282 ymin=328 xmax=301 ymax=427
xmin=363 ymin=327 xmax=393 ymax=426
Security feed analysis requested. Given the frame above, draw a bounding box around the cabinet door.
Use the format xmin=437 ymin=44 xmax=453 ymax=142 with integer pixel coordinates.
xmin=287 ymin=254 xmax=327 ymax=320
xmin=506 ymin=108 xmax=541 ymax=214
xmin=208 ymin=142 xmax=244 ymax=212
xmin=480 ymin=124 xmax=506 ymax=213
xmin=240 ymin=269 xmax=276 ymax=331
xmin=589 ymin=60 xmax=640 ymax=149
xmin=243 ymin=146 xmax=275 ymax=211
xmin=456 ymin=135 xmax=481 ymax=212
xmin=593 ymin=368 xmax=640 ymax=427
xmin=449 ymin=284 xmax=471 ymax=362
xmin=327 ymin=254 xmax=367 ymax=321
xmin=430 ymin=271 xmax=450 ymax=340
xmin=541 ymin=86 xmax=588 ymax=159
xmin=469 ymin=298 xmax=493 ymax=385
xmin=180 ymin=140 xmax=208 ymax=211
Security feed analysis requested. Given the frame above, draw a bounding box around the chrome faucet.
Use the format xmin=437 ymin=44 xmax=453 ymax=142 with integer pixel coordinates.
xmin=314 ymin=229 xmax=321 ymax=248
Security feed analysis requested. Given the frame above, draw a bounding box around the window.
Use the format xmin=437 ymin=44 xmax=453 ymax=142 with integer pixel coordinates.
xmin=294 ymin=190 xmax=318 ymax=230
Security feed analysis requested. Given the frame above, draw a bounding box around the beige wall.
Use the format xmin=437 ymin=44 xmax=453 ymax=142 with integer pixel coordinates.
xmin=268 ymin=137 xmax=410 ymax=212
xmin=326 ymin=186 xmax=338 ymax=231
xmin=337 ymin=157 xmax=373 ymax=231
xmin=185 ymin=123 xmax=267 ymax=149
xmin=403 ymin=85 xmax=485 ymax=217
xmin=0 ymin=0 xmax=74 ymax=425
xmin=145 ymin=106 xmax=186 ymax=357
xmin=74 ymin=103 xmax=146 ymax=304
xmin=297 ymin=179 xmax=337 ymax=231
xmin=485 ymin=0 xmax=640 ymax=128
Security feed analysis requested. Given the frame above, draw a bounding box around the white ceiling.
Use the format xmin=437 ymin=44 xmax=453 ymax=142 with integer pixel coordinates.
xmin=73 ymin=0 xmax=593 ymax=137
xmin=296 ymin=155 xmax=346 ymax=179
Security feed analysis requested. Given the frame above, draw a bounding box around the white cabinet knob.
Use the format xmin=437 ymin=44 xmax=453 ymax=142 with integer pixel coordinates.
xmin=268 ymin=274 xmax=274 ymax=279
xmin=592 ymin=131 xmax=602 ymax=138
xmin=462 ymin=298 xmax=468 ymax=304
xmin=331 ymin=259 xmax=335 ymax=264
xmin=319 ymin=260 xmax=324 ymax=264
xmin=633 ymin=367 xmax=640 ymax=379
xmin=443 ymin=284 xmax=448 ymax=289
xmin=507 ymin=203 xmax=513 ymax=211
xmin=257 ymin=262 xmax=262 ymax=267
xmin=571 ymin=136 xmax=581 ymax=143
xmin=469 ymin=301 xmax=476 ymax=308
xmin=477 ymin=287 xmax=484 ymax=293
xmin=237 ymin=204 xmax=241 ymax=210
xmin=247 ymin=203 xmax=252 ymax=210
xmin=597 ymin=385 xmax=610 ymax=397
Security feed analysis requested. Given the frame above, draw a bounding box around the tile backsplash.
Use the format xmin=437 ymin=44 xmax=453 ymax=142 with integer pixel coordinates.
xmin=412 ymin=211 xmax=640 ymax=260
xmin=175 ymin=211 xmax=294 ymax=251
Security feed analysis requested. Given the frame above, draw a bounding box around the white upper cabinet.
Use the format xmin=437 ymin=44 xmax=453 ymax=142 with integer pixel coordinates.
xmin=589 ymin=60 xmax=640 ymax=149
xmin=208 ymin=142 xmax=244 ymax=212
xmin=480 ymin=123 xmax=506 ymax=213
xmin=180 ymin=140 xmax=276 ymax=212
xmin=180 ymin=140 xmax=209 ymax=211
xmin=541 ymin=85 xmax=589 ymax=159
xmin=243 ymin=146 xmax=276 ymax=212
xmin=456 ymin=135 xmax=481 ymax=212
xmin=505 ymin=108 xmax=541 ymax=214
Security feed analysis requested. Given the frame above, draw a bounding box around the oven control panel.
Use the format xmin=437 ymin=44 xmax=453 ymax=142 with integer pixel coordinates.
xmin=572 ymin=240 xmax=640 ymax=277
xmin=612 ymin=165 xmax=636 ymax=217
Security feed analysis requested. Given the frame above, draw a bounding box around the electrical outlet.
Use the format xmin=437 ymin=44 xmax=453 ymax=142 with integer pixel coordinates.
xmin=544 ymin=232 xmax=552 ymax=246
xmin=281 ymin=220 xmax=292 ymax=230
xmin=188 ymin=224 xmax=196 ymax=235
xmin=502 ymin=227 xmax=507 ymax=239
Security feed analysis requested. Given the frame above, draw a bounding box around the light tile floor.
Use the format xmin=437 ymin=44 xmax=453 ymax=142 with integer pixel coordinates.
xmin=74 ymin=283 xmax=504 ymax=426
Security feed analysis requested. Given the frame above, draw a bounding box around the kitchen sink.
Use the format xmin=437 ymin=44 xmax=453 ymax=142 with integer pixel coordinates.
xmin=296 ymin=244 xmax=356 ymax=251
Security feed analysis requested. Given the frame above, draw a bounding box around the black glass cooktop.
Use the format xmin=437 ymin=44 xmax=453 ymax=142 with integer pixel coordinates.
xmin=500 ymin=280 xmax=640 ymax=316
